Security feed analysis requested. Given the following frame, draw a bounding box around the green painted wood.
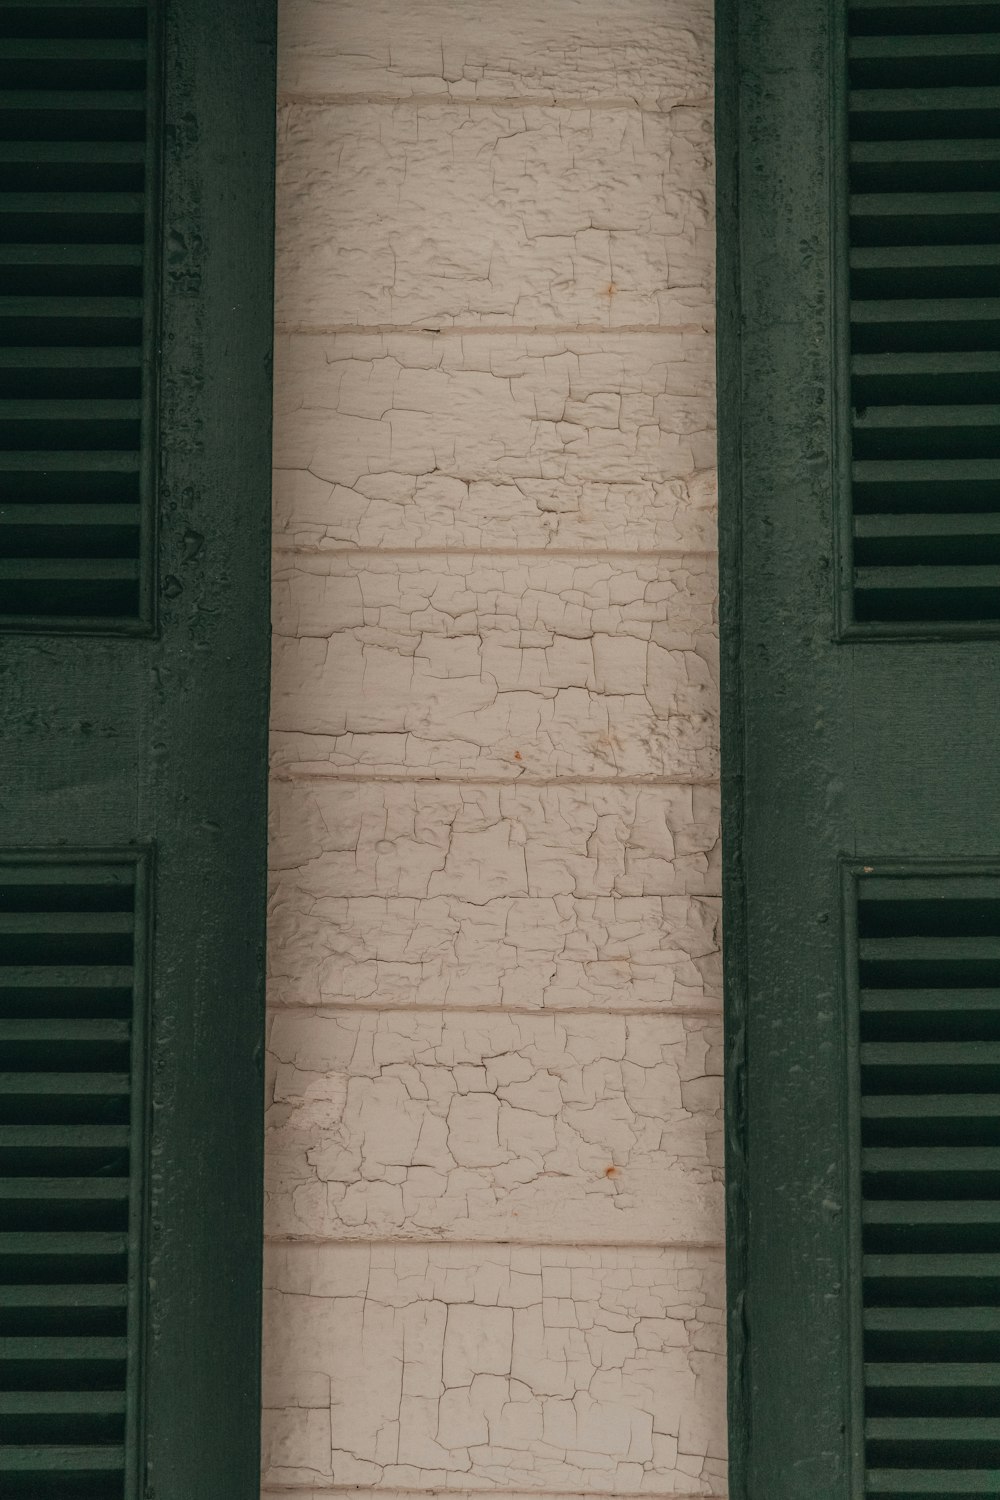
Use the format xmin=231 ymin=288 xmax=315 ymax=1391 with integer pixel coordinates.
xmin=864 ymin=1253 xmax=1000 ymax=1276
xmin=863 ymin=1093 xmax=1000 ymax=1116
xmin=0 ymin=964 xmax=132 ymax=988
xmin=865 ymin=1311 xmax=1000 ymax=1340
xmin=864 ymin=1200 xmax=1000 ymax=1226
xmin=868 ymin=1418 xmax=1000 ymax=1438
xmin=864 ymin=987 xmax=1000 ymax=1007
xmin=0 ymin=140 xmax=146 ymax=161
xmin=852 ymin=32 xmax=1000 ymax=52
xmin=852 ymin=139 xmax=1000 ymax=161
xmin=0 ymin=193 xmax=144 ymax=212
xmin=0 ymin=89 xmax=144 ymax=110
xmin=0 ymin=1180 xmax=131 ymax=1204
xmin=0 ymin=1231 xmax=126 ymax=1256
xmin=0 ymin=1446 xmax=126 ymax=1472
xmin=0 ymin=448 xmax=137 ymax=470
xmin=0 ymin=911 xmax=133 ymax=934
xmin=0 ymin=1018 xmax=130 ymax=1040
xmin=862 ymin=1041 xmax=1000 ymax=1061
xmin=861 ymin=939 xmax=1000 ymax=962
xmin=867 ymin=1474 xmax=1000 ymax=1495
xmin=851 ymin=190 xmax=1000 ymax=214
xmin=866 ymin=1362 xmax=1000 ymax=1386
xmin=0 ymin=1126 xmax=128 ymax=1148
xmin=718 ymin=0 xmax=1000 ymax=1495
xmin=0 ymin=398 xmax=142 ymax=418
xmin=0 ymin=1072 xmax=129 ymax=1092
xmin=0 ymin=342 xmax=142 ymax=363
xmin=0 ymin=1335 xmax=128 ymax=1359
xmin=855 ymin=515 xmax=1000 ymax=539
xmin=1 ymin=40 xmax=146 ymax=61
xmin=0 ymin=9 xmax=274 ymax=1500
xmin=0 ymin=558 xmax=140 ymax=579
xmin=0 ymin=1392 xmax=127 ymax=1415
xmin=0 ymin=1282 xmax=127 ymax=1305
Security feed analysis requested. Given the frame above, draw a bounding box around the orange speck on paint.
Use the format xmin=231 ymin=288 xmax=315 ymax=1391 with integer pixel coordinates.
xmin=604 ymin=1165 xmax=618 ymax=1178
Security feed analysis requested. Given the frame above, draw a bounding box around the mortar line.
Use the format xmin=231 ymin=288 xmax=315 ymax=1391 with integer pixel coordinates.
xmin=268 ymin=772 xmax=721 ymax=788
xmin=264 ymin=1236 xmax=726 ymax=1252
xmin=272 ymin=545 xmax=719 ymax=561
xmin=273 ymin=322 xmax=714 ymax=338
xmin=266 ymin=1002 xmax=723 ymax=1018
xmin=263 ymin=1491 xmax=725 ymax=1500
xmin=277 ymin=91 xmax=712 ymax=112
xmin=263 ymin=1491 xmax=724 ymax=1500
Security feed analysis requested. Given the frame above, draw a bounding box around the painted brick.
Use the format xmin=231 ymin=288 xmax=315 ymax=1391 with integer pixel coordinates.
xmin=268 ymin=778 xmax=721 ymax=1012
xmin=264 ymin=1009 xmax=723 ymax=1243
xmin=272 ymin=331 xmax=716 ymax=553
xmin=278 ymin=0 xmax=712 ymax=109
xmin=262 ymin=1244 xmax=725 ymax=1493
xmin=275 ymin=103 xmax=713 ymax=330
xmin=267 ymin=0 xmax=722 ymax=1495
xmin=271 ymin=552 xmax=718 ymax=781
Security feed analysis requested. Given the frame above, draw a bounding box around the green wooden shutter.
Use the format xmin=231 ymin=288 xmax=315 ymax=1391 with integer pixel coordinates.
xmin=855 ymin=872 xmax=1000 ymax=1491
xmin=719 ymin=0 xmax=1000 ymax=1497
xmin=847 ymin=1 xmax=1000 ymax=629
xmin=0 ymin=857 xmax=145 ymax=1496
xmin=0 ymin=0 xmax=153 ymax=628
xmin=0 ymin=3 xmax=274 ymax=1496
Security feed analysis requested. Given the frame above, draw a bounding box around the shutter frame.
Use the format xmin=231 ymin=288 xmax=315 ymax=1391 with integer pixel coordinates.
xmin=0 ymin=1 xmax=275 ymax=1493
xmin=719 ymin=1 xmax=1000 ymax=1497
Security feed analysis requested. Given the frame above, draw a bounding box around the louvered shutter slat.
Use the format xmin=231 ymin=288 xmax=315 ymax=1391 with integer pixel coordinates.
xmin=0 ymin=1389 xmax=127 ymax=1413
xmin=867 ymin=1477 xmax=1000 ymax=1496
xmin=848 ymin=5 xmax=1000 ymax=625
xmin=0 ymin=1 xmax=153 ymax=627
xmin=0 ymin=1445 xmax=126 ymax=1473
xmin=0 ymin=860 xmax=143 ymax=1499
xmin=856 ymin=874 xmax=1000 ymax=1492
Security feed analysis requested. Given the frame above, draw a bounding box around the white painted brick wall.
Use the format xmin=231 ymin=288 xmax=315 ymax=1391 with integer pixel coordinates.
xmin=265 ymin=2 xmax=721 ymax=1496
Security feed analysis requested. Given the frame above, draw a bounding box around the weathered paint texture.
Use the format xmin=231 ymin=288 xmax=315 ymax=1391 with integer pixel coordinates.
xmin=265 ymin=1 xmax=721 ymax=1497
xmin=264 ymin=1245 xmax=725 ymax=1493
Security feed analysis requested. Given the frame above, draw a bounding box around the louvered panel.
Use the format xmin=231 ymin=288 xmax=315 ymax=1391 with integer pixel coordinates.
xmin=0 ymin=858 xmax=144 ymax=1500
xmin=857 ymin=874 xmax=1000 ymax=1499
xmin=847 ymin=2 xmax=1000 ymax=627
xmin=0 ymin=0 xmax=155 ymax=630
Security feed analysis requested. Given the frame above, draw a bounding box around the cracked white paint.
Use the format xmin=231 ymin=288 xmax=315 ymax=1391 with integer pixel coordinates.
xmin=278 ymin=0 xmax=712 ymax=110
xmin=272 ymin=552 xmax=718 ymax=781
xmin=272 ymin=332 xmax=716 ymax=553
xmin=268 ymin=779 xmax=720 ymax=1012
xmin=262 ymin=1244 xmax=726 ymax=1494
xmin=268 ymin=0 xmax=721 ymax=1492
xmin=276 ymin=104 xmax=712 ymax=330
xmin=265 ymin=1010 xmax=722 ymax=1242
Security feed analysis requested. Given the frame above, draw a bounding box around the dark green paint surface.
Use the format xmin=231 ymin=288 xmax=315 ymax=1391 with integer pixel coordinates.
xmin=718 ymin=1 xmax=1000 ymax=1495
xmin=0 ymin=1 xmax=276 ymax=1493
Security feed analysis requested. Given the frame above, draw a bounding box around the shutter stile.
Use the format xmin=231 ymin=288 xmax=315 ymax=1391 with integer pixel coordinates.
xmin=0 ymin=859 xmax=144 ymax=1499
xmin=0 ymin=0 xmax=154 ymax=630
xmin=847 ymin=0 xmax=1000 ymax=626
xmin=857 ymin=874 xmax=1000 ymax=1497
